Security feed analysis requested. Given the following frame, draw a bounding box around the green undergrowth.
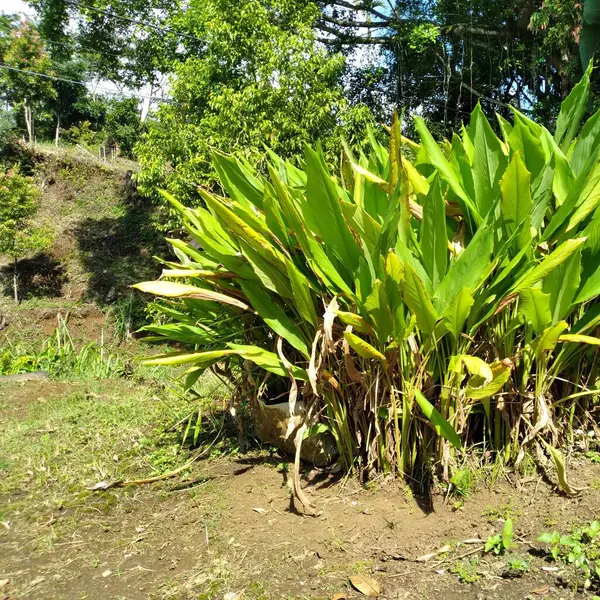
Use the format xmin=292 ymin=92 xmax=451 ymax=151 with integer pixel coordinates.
xmin=0 ymin=374 xmax=229 ymax=530
xmin=0 ymin=313 xmax=168 ymax=381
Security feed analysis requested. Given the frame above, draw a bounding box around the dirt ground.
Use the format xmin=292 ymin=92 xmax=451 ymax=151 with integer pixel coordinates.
xmin=2 ymin=380 xmax=600 ymax=600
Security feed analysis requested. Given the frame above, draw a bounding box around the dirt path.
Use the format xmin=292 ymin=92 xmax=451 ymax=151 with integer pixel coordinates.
xmin=1 ymin=381 xmax=600 ymax=599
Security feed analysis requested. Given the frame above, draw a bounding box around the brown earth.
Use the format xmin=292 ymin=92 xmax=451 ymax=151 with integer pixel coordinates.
xmin=2 ymin=384 xmax=600 ymax=600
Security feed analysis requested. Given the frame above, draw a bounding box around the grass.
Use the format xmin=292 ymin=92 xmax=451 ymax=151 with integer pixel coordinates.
xmin=0 ymin=376 xmax=230 ymax=542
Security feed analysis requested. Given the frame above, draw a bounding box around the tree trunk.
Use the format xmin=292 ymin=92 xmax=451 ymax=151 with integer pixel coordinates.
xmin=55 ymin=114 xmax=60 ymax=147
xmin=13 ymin=257 xmax=18 ymax=304
xmin=23 ymin=100 xmax=33 ymax=145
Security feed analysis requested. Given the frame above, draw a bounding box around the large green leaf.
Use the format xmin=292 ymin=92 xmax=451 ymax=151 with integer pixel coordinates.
xmin=580 ymin=5 xmax=600 ymax=69
xmin=470 ymin=103 xmax=508 ymax=217
xmin=402 ymin=264 xmax=439 ymax=335
xmin=421 ymin=177 xmax=448 ymax=289
xmin=133 ymin=281 xmax=249 ymax=311
xmin=507 ymin=115 xmax=547 ymax=184
xmin=228 ymin=344 xmax=308 ymax=380
xmin=512 ymin=238 xmax=586 ymax=294
xmin=441 ymin=287 xmax=474 ymax=343
xmin=518 ymin=288 xmax=552 ymax=333
xmin=580 ymin=25 xmax=600 ymax=70
xmin=141 ymin=349 xmax=236 ymax=367
xmin=465 ymin=361 xmax=511 ymax=400
xmin=565 ymin=176 xmax=600 ymax=233
xmin=543 ymin=160 xmax=600 ymax=240
xmin=413 ymin=388 xmax=462 ymax=450
xmin=554 ymin=61 xmax=593 ymax=152
xmin=414 ymin=116 xmax=480 ymax=223
xmin=212 ymin=151 xmax=264 ymax=210
xmin=286 ymin=261 xmax=318 ymax=328
xmin=340 ymin=201 xmax=382 ymax=252
xmin=304 ymin=146 xmax=361 ymax=272
xmin=500 ymin=152 xmax=532 ymax=251
xmin=344 ymin=331 xmax=387 ymax=365
xmin=139 ymin=323 xmax=216 ymax=345
xmin=363 ymin=279 xmax=394 ymax=343
xmin=200 ymin=189 xmax=287 ymax=274
xmin=434 ymin=222 xmax=494 ymax=313
xmin=239 ymin=239 xmax=293 ymax=299
xmin=240 ymin=282 xmax=310 ymax=358
xmin=533 ymin=321 xmax=570 ymax=362
xmin=569 ymin=109 xmax=600 ymax=179
xmin=543 ymin=249 xmax=581 ymax=323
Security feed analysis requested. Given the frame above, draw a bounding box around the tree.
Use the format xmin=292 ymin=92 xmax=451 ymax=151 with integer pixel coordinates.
xmin=316 ymin=0 xmax=594 ymax=133
xmin=103 ymin=97 xmax=141 ymax=157
xmin=31 ymin=0 xmax=183 ymax=89
xmin=134 ymin=0 xmax=371 ymax=205
xmin=0 ymin=167 xmax=51 ymax=303
xmin=0 ymin=21 xmax=56 ymax=144
xmin=48 ymin=56 xmax=91 ymax=145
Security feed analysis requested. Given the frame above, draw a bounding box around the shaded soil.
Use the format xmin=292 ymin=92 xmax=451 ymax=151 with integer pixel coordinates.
xmin=0 ymin=305 xmax=107 ymax=344
xmin=2 ymin=383 xmax=600 ymax=599
xmin=1 ymin=145 xmax=164 ymax=315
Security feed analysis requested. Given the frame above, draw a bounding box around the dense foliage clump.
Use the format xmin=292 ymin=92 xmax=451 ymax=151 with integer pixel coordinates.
xmin=136 ymin=63 xmax=600 ymax=488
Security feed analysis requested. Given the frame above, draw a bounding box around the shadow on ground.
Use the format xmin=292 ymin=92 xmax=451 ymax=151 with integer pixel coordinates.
xmin=1 ymin=253 xmax=67 ymax=301
xmin=72 ymin=173 xmax=165 ymax=307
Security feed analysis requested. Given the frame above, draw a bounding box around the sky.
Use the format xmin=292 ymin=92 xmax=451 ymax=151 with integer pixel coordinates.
xmin=1 ymin=0 xmax=33 ymax=16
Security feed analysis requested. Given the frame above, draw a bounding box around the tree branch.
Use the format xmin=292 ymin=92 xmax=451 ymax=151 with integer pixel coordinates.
xmin=316 ymin=33 xmax=390 ymax=45
xmin=325 ymin=0 xmax=390 ymax=22
xmin=320 ymin=13 xmax=391 ymax=28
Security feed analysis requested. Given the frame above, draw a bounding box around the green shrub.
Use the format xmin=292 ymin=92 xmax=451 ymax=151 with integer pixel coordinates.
xmin=0 ymin=315 xmax=127 ymax=379
xmin=135 ymin=62 xmax=600 ymax=483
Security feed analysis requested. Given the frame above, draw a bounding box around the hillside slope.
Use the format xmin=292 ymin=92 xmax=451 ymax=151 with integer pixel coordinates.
xmin=0 ymin=144 xmax=165 ymax=344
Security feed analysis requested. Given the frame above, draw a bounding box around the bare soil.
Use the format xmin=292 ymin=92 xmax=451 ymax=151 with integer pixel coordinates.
xmin=2 ymin=382 xmax=600 ymax=600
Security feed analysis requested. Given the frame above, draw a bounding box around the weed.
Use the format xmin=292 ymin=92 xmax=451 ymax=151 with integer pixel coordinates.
xmin=503 ymin=553 xmax=530 ymax=577
xmin=245 ymin=580 xmax=271 ymax=600
xmin=537 ymin=520 xmax=600 ymax=591
xmin=449 ymin=467 xmax=475 ymax=497
xmin=0 ymin=380 xmax=198 ymax=529
xmin=0 ymin=315 xmax=127 ymax=379
xmin=484 ymin=518 xmax=513 ymax=555
xmin=482 ymin=497 xmax=521 ymax=522
xmin=450 ymin=557 xmax=481 ymax=583
xmin=586 ymin=451 xmax=600 ymax=464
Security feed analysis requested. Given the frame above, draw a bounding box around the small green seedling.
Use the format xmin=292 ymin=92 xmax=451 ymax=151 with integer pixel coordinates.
xmin=504 ymin=553 xmax=530 ymax=577
xmin=484 ymin=518 xmax=513 ymax=555
xmin=537 ymin=520 xmax=600 ymax=591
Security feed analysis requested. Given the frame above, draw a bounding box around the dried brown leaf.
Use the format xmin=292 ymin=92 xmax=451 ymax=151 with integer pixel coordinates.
xmin=416 ymin=544 xmax=452 ymax=562
xmin=85 ymin=480 xmax=123 ymax=491
xmin=349 ymin=574 xmax=381 ymax=596
xmin=531 ymin=585 xmax=550 ymax=595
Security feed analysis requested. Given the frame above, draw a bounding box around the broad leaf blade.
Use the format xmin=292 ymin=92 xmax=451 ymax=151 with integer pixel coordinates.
xmin=414 ymin=388 xmax=462 ymax=450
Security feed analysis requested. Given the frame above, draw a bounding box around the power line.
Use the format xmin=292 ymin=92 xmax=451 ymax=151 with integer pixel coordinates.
xmin=0 ymin=63 xmax=170 ymax=103
xmin=64 ymin=0 xmax=204 ymax=44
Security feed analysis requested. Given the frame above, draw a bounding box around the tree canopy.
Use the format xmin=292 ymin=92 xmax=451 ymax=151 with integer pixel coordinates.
xmin=0 ymin=0 xmax=597 ymax=199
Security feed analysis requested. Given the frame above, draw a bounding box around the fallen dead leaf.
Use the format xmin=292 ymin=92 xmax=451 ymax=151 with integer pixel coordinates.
xmin=86 ymin=480 xmax=123 ymax=491
xmin=349 ymin=574 xmax=381 ymax=597
xmin=531 ymin=585 xmax=550 ymax=595
xmin=0 ymin=579 xmax=9 ymax=588
xmin=101 ymin=569 xmax=112 ymax=578
xmin=332 ymin=593 xmax=348 ymax=600
xmin=416 ymin=544 xmax=452 ymax=562
xmin=223 ymin=593 xmax=240 ymax=600
xmin=252 ymin=507 xmax=267 ymax=514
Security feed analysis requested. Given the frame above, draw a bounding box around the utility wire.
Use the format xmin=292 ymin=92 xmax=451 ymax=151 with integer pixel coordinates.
xmin=64 ymin=0 xmax=204 ymax=44
xmin=0 ymin=63 xmax=170 ymax=103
